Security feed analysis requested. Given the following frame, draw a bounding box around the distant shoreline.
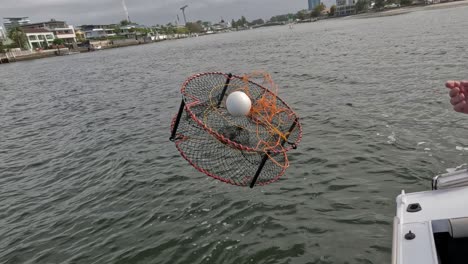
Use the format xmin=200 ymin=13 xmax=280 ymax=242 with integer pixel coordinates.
xmin=3 ymin=1 xmax=467 ymax=65
xmin=351 ymin=0 xmax=468 ymax=19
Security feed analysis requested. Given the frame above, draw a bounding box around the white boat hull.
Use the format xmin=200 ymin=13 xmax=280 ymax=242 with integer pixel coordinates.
xmin=393 ymin=170 xmax=468 ymax=264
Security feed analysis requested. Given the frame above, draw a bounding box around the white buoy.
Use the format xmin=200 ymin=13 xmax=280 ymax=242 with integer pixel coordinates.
xmin=226 ymin=91 xmax=252 ymax=116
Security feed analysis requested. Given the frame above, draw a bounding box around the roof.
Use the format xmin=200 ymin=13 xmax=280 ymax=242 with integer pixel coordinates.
xmin=51 ymin=27 xmax=73 ymax=30
xmin=21 ymin=21 xmax=68 ymax=30
xmin=4 ymin=17 xmax=29 ymax=20
xmin=22 ymin=28 xmax=51 ymax=34
xmin=25 ymin=21 xmax=66 ymax=26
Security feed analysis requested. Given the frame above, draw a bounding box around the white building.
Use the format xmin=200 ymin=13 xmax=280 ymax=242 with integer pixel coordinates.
xmin=23 ymin=28 xmax=55 ymax=50
xmin=119 ymin=25 xmax=136 ymax=34
xmin=336 ymin=0 xmax=356 ymax=16
xmin=85 ymin=28 xmax=116 ymax=39
xmin=21 ymin=20 xmax=77 ymax=45
xmin=51 ymin=26 xmax=76 ymax=44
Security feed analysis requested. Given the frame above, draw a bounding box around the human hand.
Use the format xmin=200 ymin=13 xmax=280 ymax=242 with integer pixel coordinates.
xmin=446 ymin=80 xmax=468 ymax=114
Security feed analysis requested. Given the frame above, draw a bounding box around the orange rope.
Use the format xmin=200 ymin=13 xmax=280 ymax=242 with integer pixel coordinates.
xmin=205 ymin=71 xmax=295 ymax=169
xmin=241 ymin=72 xmax=294 ymax=168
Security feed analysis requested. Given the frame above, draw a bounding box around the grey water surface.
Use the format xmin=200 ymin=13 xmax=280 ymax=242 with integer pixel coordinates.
xmin=1 ymin=6 xmax=468 ymax=264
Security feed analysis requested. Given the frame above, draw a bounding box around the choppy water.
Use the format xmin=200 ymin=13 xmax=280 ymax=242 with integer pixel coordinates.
xmin=2 ymin=7 xmax=468 ymax=264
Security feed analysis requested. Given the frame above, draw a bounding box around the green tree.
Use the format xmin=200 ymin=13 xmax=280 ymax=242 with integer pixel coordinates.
xmin=329 ymin=5 xmax=336 ymax=16
xmin=162 ymin=23 xmax=176 ymax=34
xmin=231 ymin=19 xmax=237 ymax=28
xmin=186 ymin=22 xmax=203 ymax=33
xmin=355 ymin=0 xmax=369 ymax=12
xmin=135 ymin=28 xmax=151 ymax=35
xmin=53 ymin=38 xmax=64 ymax=45
xmin=400 ymin=0 xmax=412 ymax=5
xmin=311 ymin=3 xmax=326 ymax=17
xmin=374 ymin=0 xmax=385 ymax=9
xmin=8 ymin=27 xmax=28 ymax=50
xmin=0 ymin=42 xmax=4 ymax=53
xmin=270 ymin=14 xmax=290 ymax=22
xmin=240 ymin=16 xmax=247 ymax=26
xmin=52 ymin=38 xmax=64 ymax=54
xmin=112 ymin=24 xmax=122 ymax=35
xmin=295 ymin=10 xmax=307 ymax=20
xmin=250 ymin=19 xmax=265 ymax=25
xmin=166 ymin=26 xmax=176 ymax=34
xmin=120 ymin=19 xmax=131 ymax=26
xmin=176 ymin=27 xmax=189 ymax=35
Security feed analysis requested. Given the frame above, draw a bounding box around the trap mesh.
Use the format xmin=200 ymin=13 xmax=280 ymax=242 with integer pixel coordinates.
xmin=182 ymin=73 xmax=301 ymax=153
xmin=171 ymin=112 xmax=288 ymax=186
xmin=171 ymin=72 xmax=302 ymax=187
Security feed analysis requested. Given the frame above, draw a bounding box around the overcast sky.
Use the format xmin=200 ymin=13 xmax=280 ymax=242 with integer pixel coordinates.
xmin=1 ymin=0 xmax=336 ymax=26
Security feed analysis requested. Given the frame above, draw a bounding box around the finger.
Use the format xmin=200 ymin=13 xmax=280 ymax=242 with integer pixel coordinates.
xmin=461 ymin=80 xmax=468 ymax=91
xmin=446 ymin=81 xmax=456 ymax=89
xmin=454 ymin=101 xmax=467 ymax=112
xmin=450 ymin=93 xmax=465 ymax=105
xmin=446 ymin=81 xmax=460 ymax=89
xmin=449 ymin=87 xmax=460 ymax=97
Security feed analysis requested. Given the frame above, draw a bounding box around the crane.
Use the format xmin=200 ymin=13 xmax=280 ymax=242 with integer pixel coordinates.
xmin=180 ymin=5 xmax=188 ymax=25
xmin=122 ymin=0 xmax=130 ymax=23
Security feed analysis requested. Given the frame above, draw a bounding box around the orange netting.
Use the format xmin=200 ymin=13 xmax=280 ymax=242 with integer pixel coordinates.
xmin=173 ymin=72 xmax=302 ymax=187
xmin=206 ymin=71 xmax=299 ymax=169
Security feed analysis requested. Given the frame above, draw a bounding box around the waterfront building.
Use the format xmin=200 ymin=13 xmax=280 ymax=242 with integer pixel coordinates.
xmin=336 ymin=0 xmax=356 ymax=16
xmin=81 ymin=25 xmax=116 ymax=39
xmin=21 ymin=19 xmax=67 ymax=30
xmin=22 ymin=19 xmax=77 ymax=45
xmin=51 ymin=26 xmax=77 ymax=45
xmin=80 ymin=24 xmax=116 ymax=32
xmin=85 ymin=29 xmax=108 ymax=39
xmin=3 ymin=17 xmax=30 ymax=31
xmin=308 ymin=0 xmax=321 ymax=10
xmin=118 ymin=25 xmax=149 ymax=39
xmin=84 ymin=29 xmax=116 ymax=39
xmin=117 ymin=25 xmax=135 ymax=39
xmin=23 ymin=28 xmax=55 ymax=50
